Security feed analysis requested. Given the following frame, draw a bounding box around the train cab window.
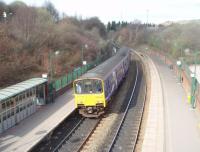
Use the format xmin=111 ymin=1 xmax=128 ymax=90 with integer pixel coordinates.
xmin=75 ymin=79 xmax=103 ymax=94
xmin=94 ymin=80 xmax=103 ymax=93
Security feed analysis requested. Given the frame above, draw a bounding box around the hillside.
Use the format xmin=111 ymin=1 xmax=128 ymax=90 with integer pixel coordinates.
xmin=0 ymin=1 xmax=109 ymax=87
xmin=148 ymin=20 xmax=200 ymax=60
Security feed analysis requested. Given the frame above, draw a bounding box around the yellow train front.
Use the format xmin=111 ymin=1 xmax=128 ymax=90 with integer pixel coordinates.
xmin=73 ymin=47 xmax=130 ymax=117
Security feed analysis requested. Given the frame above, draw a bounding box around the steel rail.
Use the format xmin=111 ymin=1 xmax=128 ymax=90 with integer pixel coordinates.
xmin=75 ymin=118 xmax=102 ymax=152
xmin=52 ymin=117 xmax=85 ymax=152
xmin=107 ymin=62 xmax=139 ymax=152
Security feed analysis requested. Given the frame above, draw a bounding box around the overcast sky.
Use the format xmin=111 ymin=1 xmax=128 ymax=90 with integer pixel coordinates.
xmin=4 ymin=0 xmax=200 ymax=24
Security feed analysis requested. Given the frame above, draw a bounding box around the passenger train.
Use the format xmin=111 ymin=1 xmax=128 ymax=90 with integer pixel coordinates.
xmin=73 ymin=47 xmax=131 ymax=117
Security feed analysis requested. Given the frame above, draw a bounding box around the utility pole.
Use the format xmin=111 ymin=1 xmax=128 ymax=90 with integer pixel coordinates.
xmin=146 ymin=9 xmax=149 ymax=27
xmin=49 ymin=50 xmax=53 ymax=82
xmin=190 ymin=50 xmax=199 ymax=108
xmin=81 ymin=44 xmax=88 ymax=65
xmin=81 ymin=45 xmax=83 ymax=65
xmin=49 ymin=50 xmax=60 ymax=81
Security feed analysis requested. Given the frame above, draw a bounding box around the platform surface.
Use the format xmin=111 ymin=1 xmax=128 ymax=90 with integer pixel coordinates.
xmin=0 ymin=89 xmax=75 ymax=152
xmin=141 ymin=56 xmax=164 ymax=152
xmin=143 ymin=55 xmax=200 ymax=152
xmin=153 ymin=56 xmax=200 ymax=152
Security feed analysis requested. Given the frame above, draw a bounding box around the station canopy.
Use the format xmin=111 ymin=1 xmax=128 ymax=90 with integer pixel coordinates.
xmin=0 ymin=78 xmax=47 ymax=102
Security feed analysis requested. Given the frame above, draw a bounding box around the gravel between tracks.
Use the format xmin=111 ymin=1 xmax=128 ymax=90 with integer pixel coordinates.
xmin=81 ymin=60 xmax=137 ymax=152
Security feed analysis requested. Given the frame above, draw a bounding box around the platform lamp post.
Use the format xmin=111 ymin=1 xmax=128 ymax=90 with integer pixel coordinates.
xmin=81 ymin=44 xmax=88 ymax=65
xmin=49 ymin=50 xmax=60 ymax=82
xmin=176 ymin=60 xmax=182 ymax=83
xmin=3 ymin=11 xmax=6 ymax=21
xmin=190 ymin=51 xmax=200 ymax=108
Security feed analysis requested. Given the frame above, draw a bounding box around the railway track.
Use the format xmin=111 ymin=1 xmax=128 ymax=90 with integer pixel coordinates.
xmin=32 ymin=57 xmax=146 ymax=152
xmin=107 ymin=62 xmax=146 ymax=152
xmin=53 ymin=118 xmax=101 ymax=152
xmin=30 ymin=112 xmax=83 ymax=152
xmin=79 ymin=60 xmax=146 ymax=152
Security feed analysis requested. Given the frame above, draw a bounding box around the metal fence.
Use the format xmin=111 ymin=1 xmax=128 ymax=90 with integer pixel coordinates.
xmin=49 ymin=55 xmax=104 ymax=94
xmin=152 ymin=51 xmax=200 ymax=109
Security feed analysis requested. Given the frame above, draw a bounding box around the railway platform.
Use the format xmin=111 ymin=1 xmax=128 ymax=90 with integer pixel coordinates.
xmin=142 ymin=54 xmax=200 ymax=152
xmin=0 ymin=89 xmax=75 ymax=152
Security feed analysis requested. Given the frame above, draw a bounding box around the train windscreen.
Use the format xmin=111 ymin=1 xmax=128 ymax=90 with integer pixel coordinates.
xmin=74 ymin=79 xmax=103 ymax=94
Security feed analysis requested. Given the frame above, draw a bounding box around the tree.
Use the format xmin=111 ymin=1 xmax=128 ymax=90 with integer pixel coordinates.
xmin=83 ymin=17 xmax=106 ymax=38
xmin=107 ymin=21 xmax=111 ymax=31
xmin=44 ymin=1 xmax=59 ymax=22
xmin=0 ymin=1 xmax=6 ymax=21
xmin=10 ymin=6 xmax=37 ymax=49
xmin=110 ymin=21 xmax=116 ymax=31
xmin=9 ymin=1 xmax=27 ymax=15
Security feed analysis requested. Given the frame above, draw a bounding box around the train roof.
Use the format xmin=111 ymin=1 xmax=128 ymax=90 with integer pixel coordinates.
xmin=77 ymin=47 xmax=130 ymax=80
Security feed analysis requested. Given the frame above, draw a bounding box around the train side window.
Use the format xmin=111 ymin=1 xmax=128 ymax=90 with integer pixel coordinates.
xmin=16 ymin=96 xmax=19 ymax=104
xmin=10 ymin=100 xmax=14 ymax=107
xmin=27 ymin=90 xmax=30 ymax=98
xmin=16 ymin=106 xmax=20 ymax=113
xmin=30 ymin=90 xmax=32 ymax=96
xmin=32 ymin=88 xmax=35 ymax=96
xmin=2 ymin=102 xmax=6 ymax=110
xmin=19 ymin=95 xmax=22 ymax=101
xmin=7 ymin=111 xmax=11 ymax=118
xmin=11 ymin=110 xmax=14 ymax=116
xmin=3 ymin=113 xmax=6 ymax=121
xmin=6 ymin=100 xmax=10 ymax=108
xmin=20 ymin=105 xmax=23 ymax=111
xmin=22 ymin=93 xmax=25 ymax=99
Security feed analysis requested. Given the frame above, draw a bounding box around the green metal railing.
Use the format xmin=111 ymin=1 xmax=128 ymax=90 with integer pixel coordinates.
xmin=48 ymin=55 xmax=105 ymax=94
xmin=158 ymin=52 xmax=198 ymax=108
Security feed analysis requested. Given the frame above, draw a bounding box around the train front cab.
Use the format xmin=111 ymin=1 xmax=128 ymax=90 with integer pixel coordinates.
xmin=73 ymin=78 xmax=106 ymax=116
